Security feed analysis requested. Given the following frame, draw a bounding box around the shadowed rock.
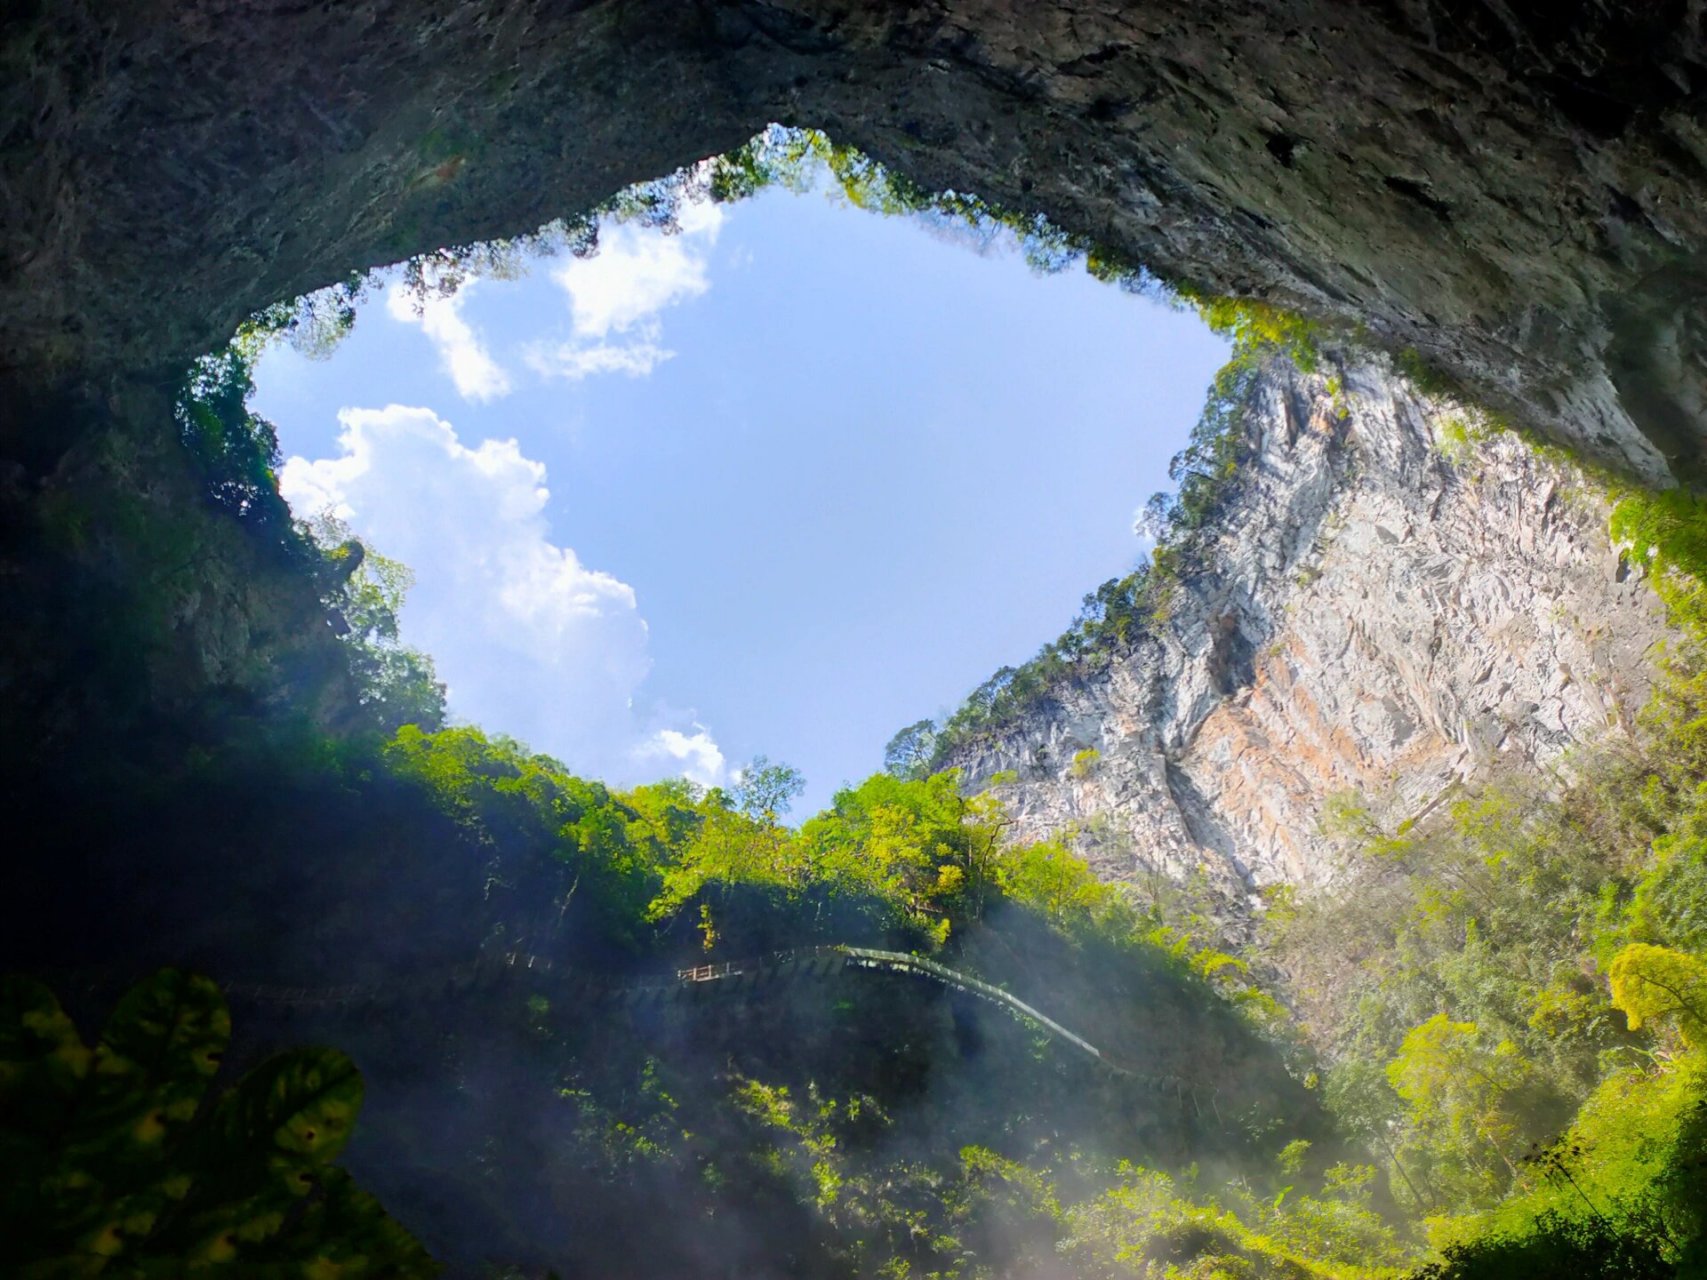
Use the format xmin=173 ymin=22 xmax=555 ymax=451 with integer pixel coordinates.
xmin=6 ymin=0 xmax=1707 ymax=479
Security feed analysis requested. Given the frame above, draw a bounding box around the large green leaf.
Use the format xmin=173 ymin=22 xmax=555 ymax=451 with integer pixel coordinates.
xmin=0 ymin=976 xmax=95 ymax=1270
xmin=229 ymin=1168 xmax=442 ymax=1279
xmin=300 ymin=1167 xmax=441 ymax=1277
xmin=61 ymin=971 xmax=228 ymax=1187
xmin=222 ymin=1047 xmax=365 ymax=1170
xmin=94 ymin=970 xmax=229 ymax=1086
xmin=152 ymin=1051 xmax=379 ymax=1270
xmin=0 ymin=974 xmax=91 ymax=1139
xmin=161 ymin=1047 xmax=367 ymax=1228
xmin=7 ymin=972 xmax=229 ymax=1274
xmin=1 ymin=974 xmax=433 ymax=1277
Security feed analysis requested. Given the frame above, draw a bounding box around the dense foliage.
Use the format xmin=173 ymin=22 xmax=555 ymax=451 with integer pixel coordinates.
xmin=175 ymin=348 xmax=301 ymax=547
xmin=7 ymin=696 xmax=1366 ymax=1275
xmin=859 ymin=408 xmax=1707 ymax=1277
xmin=301 ymin=512 xmax=446 ymax=735
xmin=173 ymin=346 xmax=446 ymax=736
xmin=45 ymin=395 xmax=1707 ymax=1275
xmin=1241 ymin=472 xmax=1707 ymax=1276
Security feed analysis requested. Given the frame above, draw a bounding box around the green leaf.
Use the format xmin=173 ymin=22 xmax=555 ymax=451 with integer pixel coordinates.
xmin=0 ymin=977 xmax=95 ymax=1264
xmin=11 ymin=972 xmax=231 ymax=1270
xmin=141 ymin=1051 xmax=366 ymax=1263
xmin=219 ymin=1048 xmax=365 ymax=1173
xmin=1 ymin=974 xmax=431 ymax=1276
xmin=71 ymin=971 xmax=228 ymax=1170
xmin=0 ymin=974 xmax=91 ymax=1125
xmin=255 ymin=1167 xmax=442 ymax=1278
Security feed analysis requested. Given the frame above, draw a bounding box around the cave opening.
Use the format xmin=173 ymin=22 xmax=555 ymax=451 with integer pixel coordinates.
xmin=12 ymin=6 xmax=1707 ymax=1273
xmin=221 ymin=128 xmax=1229 ymax=812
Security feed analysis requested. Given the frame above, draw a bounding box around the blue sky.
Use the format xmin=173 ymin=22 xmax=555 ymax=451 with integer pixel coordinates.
xmin=254 ymin=167 xmax=1228 ymax=815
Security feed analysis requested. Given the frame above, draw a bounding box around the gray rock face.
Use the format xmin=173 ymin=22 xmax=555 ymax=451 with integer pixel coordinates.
xmin=944 ymin=356 xmax=1669 ymax=902
xmin=6 ymin=2 xmax=1707 ymax=482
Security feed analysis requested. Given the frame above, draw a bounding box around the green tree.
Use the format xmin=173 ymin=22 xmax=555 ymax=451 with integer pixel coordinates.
xmin=304 ymin=512 xmax=446 ymax=732
xmin=1412 ymin=1212 xmax=1672 ymax=1280
xmin=996 ymin=840 xmax=1112 ymax=929
xmin=729 ymin=756 xmax=805 ymax=824
xmin=1388 ymin=1014 xmax=1536 ymax=1203
xmin=795 ymin=770 xmax=1018 ymax=938
xmin=175 ymin=348 xmax=299 ymax=549
xmin=882 ymin=719 xmax=939 ymax=780
xmin=1609 ymin=943 xmax=1707 ymax=1048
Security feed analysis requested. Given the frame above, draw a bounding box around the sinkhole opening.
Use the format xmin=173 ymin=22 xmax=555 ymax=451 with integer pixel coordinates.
xmin=195 ymin=127 xmax=1245 ymax=814
xmin=18 ymin=95 xmax=1705 ymax=1280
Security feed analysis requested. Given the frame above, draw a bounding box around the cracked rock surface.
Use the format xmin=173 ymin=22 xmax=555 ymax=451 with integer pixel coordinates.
xmin=6 ymin=2 xmax=1707 ymax=479
xmin=944 ymin=356 xmax=1670 ymax=905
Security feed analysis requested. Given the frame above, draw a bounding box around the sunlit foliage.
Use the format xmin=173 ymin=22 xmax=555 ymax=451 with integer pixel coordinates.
xmin=175 ymin=348 xmax=300 ymax=547
xmin=1609 ymin=944 xmax=1707 ymax=1048
xmin=201 ymin=725 xmax=1330 ymax=1276
xmin=63 ymin=119 xmax=1707 ymax=1277
xmin=1250 ymin=473 xmax=1707 ymax=1274
xmin=174 ymin=348 xmax=445 ymax=735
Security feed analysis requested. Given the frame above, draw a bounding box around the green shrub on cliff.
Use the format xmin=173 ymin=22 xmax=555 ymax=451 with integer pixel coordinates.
xmin=1250 ymin=472 xmax=1707 ymax=1274
xmin=903 ymin=341 xmax=1295 ymax=769
xmin=176 ymin=348 xmax=300 ymax=549
xmin=302 ymin=513 xmax=445 ymax=734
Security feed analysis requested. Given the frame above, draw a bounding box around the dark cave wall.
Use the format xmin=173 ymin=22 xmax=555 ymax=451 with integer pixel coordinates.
xmin=6 ymin=0 xmax=1707 ymax=481
xmin=0 ymin=374 xmax=360 ymax=766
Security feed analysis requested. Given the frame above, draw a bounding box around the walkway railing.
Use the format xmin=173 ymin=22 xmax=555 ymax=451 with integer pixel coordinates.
xmin=193 ymin=944 xmax=1176 ymax=1085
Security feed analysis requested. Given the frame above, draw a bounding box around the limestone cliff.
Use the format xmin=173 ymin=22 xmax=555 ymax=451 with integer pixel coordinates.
xmin=944 ymin=355 xmax=1669 ymax=903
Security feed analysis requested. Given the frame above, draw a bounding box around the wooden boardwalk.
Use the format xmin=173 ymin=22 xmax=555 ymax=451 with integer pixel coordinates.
xmin=205 ymin=944 xmax=1183 ymax=1087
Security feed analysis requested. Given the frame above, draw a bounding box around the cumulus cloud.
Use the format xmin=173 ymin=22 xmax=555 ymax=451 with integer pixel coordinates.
xmin=386 ymin=284 xmax=511 ymax=402
xmin=634 ymin=727 xmax=726 ymax=789
xmin=280 ymin=404 xmax=723 ymax=784
xmin=531 ymin=199 xmax=724 ymax=382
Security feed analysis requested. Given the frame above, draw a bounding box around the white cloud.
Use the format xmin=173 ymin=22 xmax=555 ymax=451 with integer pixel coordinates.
xmin=523 ymin=331 xmax=674 ymax=382
xmin=386 ymin=284 xmax=511 ymax=402
xmin=635 ymin=727 xmax=727 ymax=788
xmin=532 ymin=199 xmax=724 ymax=382
xmin=279 ymin=404 xmax=721 ymax=783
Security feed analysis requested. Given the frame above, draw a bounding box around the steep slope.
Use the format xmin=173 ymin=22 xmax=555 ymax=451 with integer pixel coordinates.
xmin=944 ymin=356 xmax=1670 ymax=903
